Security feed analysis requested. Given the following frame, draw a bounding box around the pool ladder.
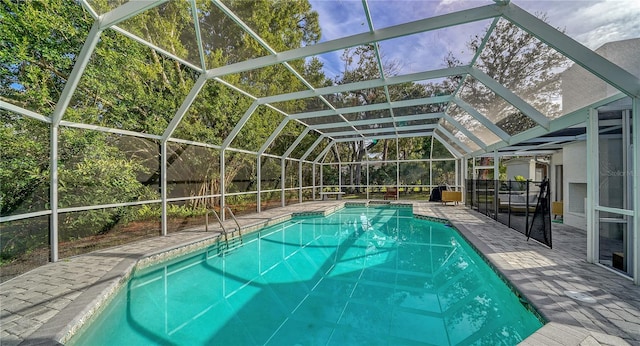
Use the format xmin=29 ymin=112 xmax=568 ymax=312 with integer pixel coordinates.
xmin=205 ymin=206 xmax=243 ymax=252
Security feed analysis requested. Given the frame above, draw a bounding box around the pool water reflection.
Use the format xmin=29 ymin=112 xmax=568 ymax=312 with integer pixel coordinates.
xmin=69 ymin=206 xmax=543 ymax=345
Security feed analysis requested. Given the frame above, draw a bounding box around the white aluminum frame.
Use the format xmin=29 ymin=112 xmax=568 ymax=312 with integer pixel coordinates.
xmin=2 ymin=0 xmax=638 ymax=287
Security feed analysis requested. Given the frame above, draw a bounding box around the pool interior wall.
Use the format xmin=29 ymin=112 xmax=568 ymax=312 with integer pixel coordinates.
xmin=68 ymin=205 xmax=544 ymax=345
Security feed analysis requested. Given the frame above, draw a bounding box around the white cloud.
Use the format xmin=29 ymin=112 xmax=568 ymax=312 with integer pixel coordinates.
xmin=513 ymin=0 xmax=640 ymax=49
xmin=307 ymin=0 xmax=640 ymax=78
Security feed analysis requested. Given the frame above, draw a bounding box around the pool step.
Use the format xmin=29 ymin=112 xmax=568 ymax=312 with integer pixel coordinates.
xmin=218 ymin=233 xmax=244 ymax=254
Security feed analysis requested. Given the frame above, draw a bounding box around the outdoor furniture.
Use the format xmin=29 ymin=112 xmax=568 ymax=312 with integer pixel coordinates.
xmin=384 ymin=187 xmax=398 ymax=200
xmin=498 ymin=193 xmax=538 ymax=213
xmin=320 ymin=191 xmax=345 ymax=200
xmin=441 ymin=191 xmax=462 ymax=205
xmin=429 ymin=186 xmax=447 ymax=201
xmin=552 ymin=201 xmax=563 ymax=219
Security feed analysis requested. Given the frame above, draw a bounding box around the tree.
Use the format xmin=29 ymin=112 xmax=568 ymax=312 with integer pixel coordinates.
xmin=167 ymin=0 xmax=324 ymax=207
xmin=448 ymin=17 xmax=569 ymax=136
xmin=328 ymin=45 xmax=394 ymax=191
xmin=329 ymin=45 xmax=458 ymax=190
xmin=0 ymin=0 xmax=326 ymax=266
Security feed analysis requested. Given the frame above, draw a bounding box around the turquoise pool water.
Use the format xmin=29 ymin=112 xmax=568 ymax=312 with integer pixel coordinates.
xmin=69 ymin=206 xmax=542 ymax=345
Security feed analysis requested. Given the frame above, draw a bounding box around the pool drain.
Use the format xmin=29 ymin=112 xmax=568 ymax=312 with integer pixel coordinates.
xmin=564 ymin=290 xmax=597 ymax=303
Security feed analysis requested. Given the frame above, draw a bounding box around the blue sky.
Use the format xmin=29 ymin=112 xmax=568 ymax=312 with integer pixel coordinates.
xmin=308 ymin=0 xmax=640 ymax=79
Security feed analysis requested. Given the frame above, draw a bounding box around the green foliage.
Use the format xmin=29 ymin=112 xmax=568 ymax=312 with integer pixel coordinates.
xmin=0 ymin=0 xmax=92 ymax=115
xmin=0 ymin=0 xmax=326 ymax=271
xmin=513 ymin=175 xmax=526 ymax=182
xmin=369 ymin=164 xmax=396 ymax=185
xmin=129 ymin=204 xmax=207 ymax=222
xmin=57 ymin=131 xmax=155 ymax=209
xmin=0 ymin=217 xmax=48 ymax=264
xmin=0 ymin=112 xmax=50 ymax=215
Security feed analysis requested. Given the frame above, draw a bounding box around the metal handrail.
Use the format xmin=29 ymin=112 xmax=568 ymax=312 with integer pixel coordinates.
xmin=225 ymin=206 xmax=243 ymax=244
xmin=224 ymin=206 xmax=241 ymax=232
xmin=205 ymin=208 xmax=229 ymax=248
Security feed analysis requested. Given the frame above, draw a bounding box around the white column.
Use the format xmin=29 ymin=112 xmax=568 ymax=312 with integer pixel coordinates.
xmin=256 ymin=156 xmax=261 ymax=213
xmin=50 ymin=125 xmax=59 ymax=262
xmin=281 ymin=159 xmax=286 ymax=207
xmin=586 ymin=108 xmax=599 ymax=264
xmin=396 ymin=139 xmax=400 ymax=192
xmin=494 ymin=150 xmax=499 ymax=214
xmin=298 ymin=161 xmax=303 ymax=202
xmin=220 ymin=150 xmax=226 ymax=221
xmin=429 ymin=160 xmax=433 ymax=191
xmin=320 ymin=163 xmax=324 ymax=196
xmin=366 ymin=160 xmax=370 ymax=200
xmin=632 ymin=98 xmax=639 ymax=285
xmin=455 ymin=159 xmax=459 ymax=191
xmin=312 ymin=163 xmax=317 ymax=200
xmin=462 ymin=157 xmax=469 ymax=202
xmin=161 ymin=141 xmax=167 ymax=236
xmin=338 ymin=163 xmax=342 ymax=192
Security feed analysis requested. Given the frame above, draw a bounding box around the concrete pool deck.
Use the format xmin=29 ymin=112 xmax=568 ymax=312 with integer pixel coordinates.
xmin=1 ymin=201 xmax=639 ymax=345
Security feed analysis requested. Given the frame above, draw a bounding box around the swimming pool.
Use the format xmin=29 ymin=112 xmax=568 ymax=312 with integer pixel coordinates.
xmin=69 ymin=206 xmax=543 ymax=345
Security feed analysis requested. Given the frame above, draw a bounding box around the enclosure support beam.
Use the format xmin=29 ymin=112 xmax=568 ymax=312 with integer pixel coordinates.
xmin=163 ymin=75 xmax=207 ymax=140
xmin=51 ymin=21 xmax=102 ymax=125
xmin=632 ymin=98 xmax=639 ymax=285
xmin=313 ymin=163 xmax=317 ymax=200
xmin=493 ymin=150 xmax=499 ymax=215
xmin=221 ymin=101 xmax=259 ymax=150
xmin=437 ymin=125 xmax=472 ymax=154
xmin=366 ymin=157 xmax=370 ymax=200
xmin=429 ymin=137 xmax=434 ymax=192
xmin=256 ymin=156 xmax=261 ymax=213
xmin=311 ymin=113 xmax=443 ymax=130
xmin=396 ymin=139 xmax=400 ymax=193
xmin=333 ymin=132 xmax=434 ymax=142
xmin=453 ymin=97 xmax=511 ymax=142
xmin=220 ymin=150 xmax=226 ymax=221
xmin=467 ymin=67 xmax=550 ymax=129
xmin=259 ymin=67 xmax=467 ymax=105
xmin=329 ymin=124 xmax=436 ymax=138
xmin=462 ymin=158 xmax=469 ymax=201
xmin=314 ymin=142 xmax=335 ymax=165
xmin=455 ymin=159 xmax=459 ymax=191
xmin=0 ymin=101 xmax=51 ymax=123
xmin=501 ymin=4 xmax=640 ymax=98
xmin=291 ymin=95 xmax=452 ymax=120
xmin=281 ymin=160 xmax=286 ymax=207
xmin=189 ymin=0 xmax=207 ymax=70
xmin=586 ymin=108 xmax=599 ymax=264
xmin=469 ymin=93 xmax=627 ymax=157
xmin=258 ymin=119 xmax=289 ymax=155
xmin=433 ymin=132 xmax=462 ymax=159
xmin=99 ymin=0 xmax=167 ymax=29
xmin=320 ymin=163 xmax=324 ymax=198
xmin=111 ymin=26 xmax=202 ymax=73
xmin=301 ymin=136 xmax=325 ymax=162
xmin=161 ymin=142 xmax=168 ymax=236
xmin=206 ymin=5 xmax=500 ymax=79
xmin=49 ymin=125 xmax=59 ymax=262
xmin=298 ymin=160 xmax=303 ymax=203
xmin=282 ymin=128 xmax=311 ymax=159
xmin=442 ymin=114 xmax=487 ymax=151
xmin=338 ymin=162 xmax=342 ymax=194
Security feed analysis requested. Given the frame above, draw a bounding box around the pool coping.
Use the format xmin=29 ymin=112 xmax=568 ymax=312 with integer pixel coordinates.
xmin=411 ymin=205 xmax=637 ymax=346
xmin=446 ymin=220 xmax=633 ymax=346
xmin=2 ymin=201 xmax=638 ymax=345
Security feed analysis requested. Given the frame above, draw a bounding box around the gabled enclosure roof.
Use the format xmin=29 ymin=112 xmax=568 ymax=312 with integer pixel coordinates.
xmin=6 ymin=0 xmax=640 ymax=161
